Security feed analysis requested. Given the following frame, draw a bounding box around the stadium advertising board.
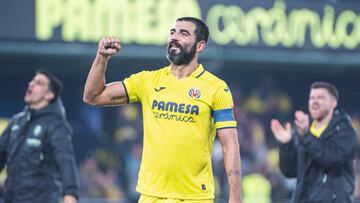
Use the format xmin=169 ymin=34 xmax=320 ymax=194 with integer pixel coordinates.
xmin=1 ymin=0 xmax=360 ymax=51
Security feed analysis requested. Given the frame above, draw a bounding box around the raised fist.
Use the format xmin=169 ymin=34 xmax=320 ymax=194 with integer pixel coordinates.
xmin=98 ymin=36 xmax=121 ymax=57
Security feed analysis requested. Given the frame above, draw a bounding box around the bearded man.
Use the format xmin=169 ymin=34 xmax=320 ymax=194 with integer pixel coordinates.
xmin=271 ymin=81 xmax=357 ymax=203
xmin=83 ymin=17 xmax=242 ymax=203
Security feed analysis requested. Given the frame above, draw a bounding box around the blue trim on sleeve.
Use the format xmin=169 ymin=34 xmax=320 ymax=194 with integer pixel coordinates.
xmin=213 ymin=109 xmax=235 ymax=122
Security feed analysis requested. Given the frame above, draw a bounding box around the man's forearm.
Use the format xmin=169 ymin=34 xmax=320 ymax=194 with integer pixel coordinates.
xmin=224 ymin=145 xmax=242 ymax=203
xmin=83 ymin=54 xmax=109 ymax=103
xmin=218 ymin=128 xmax=243 ymax=203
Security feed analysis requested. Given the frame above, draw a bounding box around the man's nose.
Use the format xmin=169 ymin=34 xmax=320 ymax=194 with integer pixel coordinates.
xmin=28 ymin=80 xmax=34 ymax=87
xmin=170 ymin=33 xmax=180 ymax=41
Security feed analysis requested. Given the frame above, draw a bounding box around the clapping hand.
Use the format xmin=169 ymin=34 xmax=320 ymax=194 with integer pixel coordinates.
xmin=270 ymin=119 xmax=292 ymax=144
xmin=294 ymin=111 xmax=310 ymax=136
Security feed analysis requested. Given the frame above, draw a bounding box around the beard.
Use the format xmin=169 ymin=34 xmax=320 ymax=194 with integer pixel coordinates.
xmin=167 ymin=41 xmax=197 ymax=65
xmin=310 ymin=104 xmax=331 ymax=121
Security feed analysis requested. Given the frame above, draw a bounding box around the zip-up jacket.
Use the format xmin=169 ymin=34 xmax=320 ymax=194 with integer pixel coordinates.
xmin=0 ymin=99 xmax=79 ymax=203
xmin=279 ymin=108 xmax=357 ymax=203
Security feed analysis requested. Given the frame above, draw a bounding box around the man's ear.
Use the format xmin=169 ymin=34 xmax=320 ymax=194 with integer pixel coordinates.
xmin=45 ymin=91 xmax=55 ymax=102
xmin=196 ymin=41 xmax=206 ymax=53
xmin=331 ymin=98 xmax=338 ymax=109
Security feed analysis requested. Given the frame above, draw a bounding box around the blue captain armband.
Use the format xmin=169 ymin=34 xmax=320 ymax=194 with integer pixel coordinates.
xmin=213 ymin=108 xmax=235 ymax=122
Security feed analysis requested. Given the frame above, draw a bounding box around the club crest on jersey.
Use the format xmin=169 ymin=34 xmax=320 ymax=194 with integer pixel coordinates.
xmin=188 ymin=87 xmax=201 ymax=99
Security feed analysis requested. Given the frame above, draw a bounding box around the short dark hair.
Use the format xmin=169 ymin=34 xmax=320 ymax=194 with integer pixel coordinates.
xmin=36 ymin=69 xmax=63 ymax=102
xmin=310 ymin=81 xmax=339 ymax=101
xmin=176 ymin=17 xmax=209 ymax=43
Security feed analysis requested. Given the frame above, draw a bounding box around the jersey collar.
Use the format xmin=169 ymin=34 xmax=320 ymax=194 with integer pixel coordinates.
xmin=165 ymin=64 xmax=205 ymax=79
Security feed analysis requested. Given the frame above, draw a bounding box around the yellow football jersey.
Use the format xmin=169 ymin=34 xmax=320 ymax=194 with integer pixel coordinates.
xmin=123 ymin=64 xmax=237 ymax=200
xmin=310 ymin=120 xmax=328 ymax=138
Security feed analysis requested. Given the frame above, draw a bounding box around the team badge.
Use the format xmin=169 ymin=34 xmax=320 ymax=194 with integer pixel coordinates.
xmin=188 ymin=87 xmax=201 ymax=99
xmin=11 ymin=125 xmax=19 ymax=132
xmin=33 ymin=125 xmax=42 ymax=136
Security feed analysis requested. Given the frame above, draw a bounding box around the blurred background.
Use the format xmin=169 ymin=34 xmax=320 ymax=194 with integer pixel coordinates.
xmin=1 ymin=0 xmax=360 ymax=202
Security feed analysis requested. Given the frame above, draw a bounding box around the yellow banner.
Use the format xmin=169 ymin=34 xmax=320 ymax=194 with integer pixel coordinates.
xmin=35 ymin=0 xmax=360 ymax=50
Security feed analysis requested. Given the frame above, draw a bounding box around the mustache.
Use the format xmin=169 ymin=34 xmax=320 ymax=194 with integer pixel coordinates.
xmin=168 ymin=41 xmax=182 ymax=50
xmin=311 ymin=103 xmax=320 ymax=107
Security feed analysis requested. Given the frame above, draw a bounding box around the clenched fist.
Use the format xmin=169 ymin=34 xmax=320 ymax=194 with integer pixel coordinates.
xmin=98 ymin=36 xmax=121 ymax=57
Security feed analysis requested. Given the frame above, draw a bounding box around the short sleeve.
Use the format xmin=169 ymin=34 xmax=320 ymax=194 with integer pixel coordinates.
xmin=212 ymin=82 xmax=237 ymax=130
xmin=123 ymin=71 xmax=148 ymax=103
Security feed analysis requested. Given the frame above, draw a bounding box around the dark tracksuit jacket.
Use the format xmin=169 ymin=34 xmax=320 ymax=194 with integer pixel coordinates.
xmin=279 ymin=108 xmax=357 ymax=203
xmin=0 ymin=99 xmax=79 ymax=203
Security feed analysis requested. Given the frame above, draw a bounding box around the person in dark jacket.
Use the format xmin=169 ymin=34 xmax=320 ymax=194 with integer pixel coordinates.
xmin=0 ymin=70 xmax=79 ymax=203
xmin=270 ymin=81 xmax=357 ymax=203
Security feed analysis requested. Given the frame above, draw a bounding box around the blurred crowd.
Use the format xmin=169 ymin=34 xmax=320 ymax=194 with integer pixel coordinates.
xmin=0 ymin=76 xmax=359 ymax=203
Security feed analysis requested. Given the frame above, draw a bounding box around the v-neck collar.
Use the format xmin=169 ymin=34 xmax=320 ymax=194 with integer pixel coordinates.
xmin=165 ymin=64 xmax=205 ymax=79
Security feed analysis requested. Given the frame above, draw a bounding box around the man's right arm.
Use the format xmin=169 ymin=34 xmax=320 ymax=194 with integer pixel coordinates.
xmin=83 ymin=36 xmax=128 ymax=106
xmin=0 ymin=121 xmax=11 ymax=171
xmin=279 ymin=136 xmax=298 ymax=178
xmin=270 ymin=119 xmax=297 ymax=177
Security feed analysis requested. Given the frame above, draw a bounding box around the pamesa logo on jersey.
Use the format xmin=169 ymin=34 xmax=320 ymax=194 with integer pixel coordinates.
xmin=188 ymin=87 xmax=201 ymax=99
xmin=152 ymin=100 xmax=199 ymax=115
xmin=151 ymin=100 xmax=199 ymax=123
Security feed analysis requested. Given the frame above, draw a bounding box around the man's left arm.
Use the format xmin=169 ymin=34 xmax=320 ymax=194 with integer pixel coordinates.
xmin=218 ymin=128 xmax=242 ymax=203
xmin=49 ymin=123 xmax=79 ymax=202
